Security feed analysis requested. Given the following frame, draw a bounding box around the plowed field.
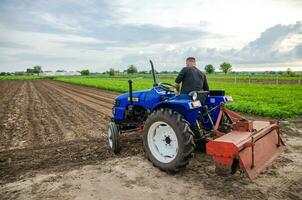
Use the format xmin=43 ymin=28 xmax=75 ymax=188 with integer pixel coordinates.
xmin=0 ymin=80 xmax=301 ymax=200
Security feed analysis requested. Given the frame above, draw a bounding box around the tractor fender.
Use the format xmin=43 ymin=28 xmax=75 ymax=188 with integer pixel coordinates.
xmin=152 ymin=102 xmax=199 ymax=128
xmin=152 ymin=101 xmax=190 ymax=111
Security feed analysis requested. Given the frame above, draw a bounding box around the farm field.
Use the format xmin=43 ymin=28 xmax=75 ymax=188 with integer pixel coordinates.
xmin=0 ymin=80 xmax=302 ymax=200
xmin=54 ymin=76 xmax=302 ymax=118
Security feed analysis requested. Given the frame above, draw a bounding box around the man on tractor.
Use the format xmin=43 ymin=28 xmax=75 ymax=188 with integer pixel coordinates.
xmin=109 ymin=59 xmax=285 ymax=179
xmin=174 ymin=57 xmax=209 ymax=95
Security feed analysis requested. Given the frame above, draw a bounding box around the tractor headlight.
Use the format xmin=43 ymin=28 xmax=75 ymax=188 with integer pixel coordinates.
xmin=225 ymin=96 xmax=233 ymax=102
xmin=189 ymin=91 xmax=198 ymax=101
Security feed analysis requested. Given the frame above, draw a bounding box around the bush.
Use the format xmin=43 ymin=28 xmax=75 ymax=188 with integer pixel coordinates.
xmin=127 ymin=65 xmax=138 ymax=74
xmin=80 ymin=69 xmax=90 ymax=76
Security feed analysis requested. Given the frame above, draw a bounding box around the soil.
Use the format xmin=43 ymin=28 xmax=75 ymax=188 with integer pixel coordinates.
xmin=0 ymin=80 xmax=301 ymax=200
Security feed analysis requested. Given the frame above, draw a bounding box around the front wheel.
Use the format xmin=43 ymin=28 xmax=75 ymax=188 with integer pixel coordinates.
xmin=108 ymin=122 xmax=120 ymax=154
xmin=143 ymin=109 xmax=195 ymax=173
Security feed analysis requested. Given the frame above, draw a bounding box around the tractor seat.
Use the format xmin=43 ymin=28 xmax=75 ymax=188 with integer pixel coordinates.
xmin=195 ymin=91 xmax=209 ymax=104
xmin=172 ymin=91 xmax=209 ymax=104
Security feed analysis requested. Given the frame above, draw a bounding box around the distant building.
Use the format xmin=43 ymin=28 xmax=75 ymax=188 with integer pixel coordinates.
xmin=40 ymin=71 xmax=81 ymax=76
xmin=14 ymin=71 xmax=27 ymax=75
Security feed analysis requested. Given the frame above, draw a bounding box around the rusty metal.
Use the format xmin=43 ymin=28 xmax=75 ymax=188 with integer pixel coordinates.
xmin=206 ymin=105 xmax=285 ymax=179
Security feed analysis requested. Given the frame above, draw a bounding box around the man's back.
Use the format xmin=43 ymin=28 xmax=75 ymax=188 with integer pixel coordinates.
xmin=175 ymin=66 xmax=209 ymax=94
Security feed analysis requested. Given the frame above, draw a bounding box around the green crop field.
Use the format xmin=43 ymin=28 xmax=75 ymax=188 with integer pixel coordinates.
xmin=54 ymin=76 xmax=302 ymax=119
xmin=0 ymin=75 xmax=51 ymax=80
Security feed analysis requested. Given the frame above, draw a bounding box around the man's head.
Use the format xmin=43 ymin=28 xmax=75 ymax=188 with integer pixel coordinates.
xmin=186 ymin=57 xmax=196 ymax=67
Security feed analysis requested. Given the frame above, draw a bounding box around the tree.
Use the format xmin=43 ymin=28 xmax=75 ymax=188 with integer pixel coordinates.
xmin=219 ymin=62 xmax=232 ymax=74
xmin=109 ymin=68 xmax=115 ymax=76
xmin=127 ymin=65 xmax=138 ymax=74
xmin=33 ymin=65 xmax=42 ymax=73
xmin=26 ymin=68 xmax=34 ymax=73
xmin=284 ymin=68 xmax=296 ymax=77
xmin=205 ymin=64 xmax=215 ymax=74
xmin=80 ymin=69 xmax=90 ymax=76
xmin=26 ymin=66 xmax=42 ymax=74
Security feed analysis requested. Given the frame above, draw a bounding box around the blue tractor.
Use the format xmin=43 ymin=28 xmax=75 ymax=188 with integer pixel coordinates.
xmin=108 ymin=61 xmax=284 ymax=179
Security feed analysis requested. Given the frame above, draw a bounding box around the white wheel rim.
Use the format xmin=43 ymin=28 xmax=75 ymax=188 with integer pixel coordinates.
xmin=108 ymin=127 xmax=113 ymax=148
xmin=147 ymin=121 xmax=178 ymax=163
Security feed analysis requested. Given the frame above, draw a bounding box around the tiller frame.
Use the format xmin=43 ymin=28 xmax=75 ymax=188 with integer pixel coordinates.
xmin=206 ymin=103 xmax=285 ymax=179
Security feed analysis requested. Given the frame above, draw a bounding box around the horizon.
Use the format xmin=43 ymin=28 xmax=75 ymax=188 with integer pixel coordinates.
xmin=7 ymin=65 xmax=302 ymax=74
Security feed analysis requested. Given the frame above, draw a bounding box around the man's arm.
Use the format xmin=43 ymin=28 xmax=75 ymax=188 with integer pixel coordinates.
xmin=174 ymin=68 xmax=186 ymax=92
xmin=203 ymin=74 xmax=209 ymax=91
xmin=174 ymin=83 xmax=180 ymax=92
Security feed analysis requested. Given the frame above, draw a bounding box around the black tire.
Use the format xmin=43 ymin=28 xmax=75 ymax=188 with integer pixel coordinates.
xmin=108 ymin=122 xmax=120 ymax=154
xmin=143 ymin=108 xmax=195 ymax=173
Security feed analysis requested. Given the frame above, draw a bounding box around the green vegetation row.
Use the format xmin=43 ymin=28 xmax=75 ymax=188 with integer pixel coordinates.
xmin=53 ymin=76 xmax=302 ymax=119
xmin=0 ymin=76 xmax=54 ymax=80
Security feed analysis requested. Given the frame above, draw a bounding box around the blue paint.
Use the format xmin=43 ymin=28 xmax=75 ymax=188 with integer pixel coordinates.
xmin=113 ymin=84 xmax=229 ymax=130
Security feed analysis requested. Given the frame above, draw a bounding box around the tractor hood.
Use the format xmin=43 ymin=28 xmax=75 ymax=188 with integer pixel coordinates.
xmin=115 ymin=89 xmax=150 ymax=106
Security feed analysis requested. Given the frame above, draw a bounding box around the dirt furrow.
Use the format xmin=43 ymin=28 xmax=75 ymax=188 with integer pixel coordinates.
xmin=52 ymin=80 xmax=119 ymax=99
xmin=26 ymin=81 xmax=66 ymax=145
xmin=0 ymin=132 xmax=143 ymax=184
xmin=0 ymin=81 xmax=30 ymax=151
xmin=0 ymin=81 xmax=23 ymax=126
xmin=37 ymin=81 xmax=109 ymax=139
xmin=0 ymin=80 xmax=144 ymax=184
xmin=44 ymin=81 xmax=113 ymax=116
xmin=48 ymin=81 xmax=115 ymax=104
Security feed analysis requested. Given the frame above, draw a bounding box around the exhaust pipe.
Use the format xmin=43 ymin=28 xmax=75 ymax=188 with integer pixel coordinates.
xmin=128 ymin=79 xmax=133 ymax=105
xmin=149 ymin=60 xmax=158 ymax=87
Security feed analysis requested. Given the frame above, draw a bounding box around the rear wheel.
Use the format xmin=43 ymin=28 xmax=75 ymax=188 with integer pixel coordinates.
xmin=108 ymin=122 xmax=120 ymax=154
xmin=143 ymin=109 xmax=195 ymax=173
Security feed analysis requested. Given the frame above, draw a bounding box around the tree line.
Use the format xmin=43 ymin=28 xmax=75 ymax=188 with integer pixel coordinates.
xmin=107 ymin=63 xmax=233 ymax=76
xmin=205 ymin=62 xmax=232 ymax=74
xmin=1 ymin=63 xmax=299 ymax=77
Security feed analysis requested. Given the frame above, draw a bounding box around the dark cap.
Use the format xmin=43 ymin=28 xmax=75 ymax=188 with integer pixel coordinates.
xmin=186 ymin=57 xmax=196 ymax=61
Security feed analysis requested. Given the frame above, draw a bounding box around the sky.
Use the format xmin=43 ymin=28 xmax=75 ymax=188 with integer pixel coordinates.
xmin=0 ymin=0 xmax=301 ymax=72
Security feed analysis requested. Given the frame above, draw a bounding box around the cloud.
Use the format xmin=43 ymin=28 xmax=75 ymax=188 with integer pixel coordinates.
xmin=50 ymin=24 xmax=206 ymax=47
xmin=190 ymin=22 xmax=302 ymax=65
xmin=0 ymin=41 xmax=29 ymax=49
xmin=0 ymin=0 xmax=205 ymax=45
xmin=119 ymin=22 xmax=302 ymax=71
xmin=0 ymin=0 xmax=117 ymax=33
xmin=0 ymin=0 xmax=301 ymax=72
xmin=236 ymin=21 xmax=302 ymax=63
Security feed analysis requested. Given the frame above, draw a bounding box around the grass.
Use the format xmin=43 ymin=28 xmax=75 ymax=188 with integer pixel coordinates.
xmin=54 ymin=76 xmax=302 ymax=119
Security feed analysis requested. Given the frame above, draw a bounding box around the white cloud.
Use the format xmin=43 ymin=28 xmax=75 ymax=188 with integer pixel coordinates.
xmin=0 ymin=0 xmax=301 ymax=72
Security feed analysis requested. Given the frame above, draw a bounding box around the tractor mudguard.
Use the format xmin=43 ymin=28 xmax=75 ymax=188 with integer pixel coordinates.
xmin=152 ymin=100 xmax=201 ymax=128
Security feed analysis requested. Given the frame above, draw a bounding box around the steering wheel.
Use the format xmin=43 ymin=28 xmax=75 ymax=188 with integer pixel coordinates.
xmin=158 ymin=82 xmax=176 ymax=92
